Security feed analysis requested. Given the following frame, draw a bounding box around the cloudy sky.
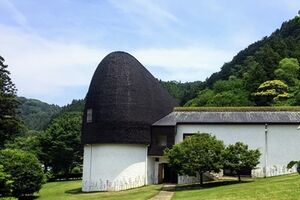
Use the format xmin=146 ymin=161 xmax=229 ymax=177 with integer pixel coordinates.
xmin=0 ymin=0 xmax=299 ymax=105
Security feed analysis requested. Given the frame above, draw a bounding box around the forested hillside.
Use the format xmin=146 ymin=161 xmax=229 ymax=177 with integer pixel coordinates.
xmin=17 ymin=97 xmax=61 ymax=131
xmin=162 ymin=16 xmax=300 ymax=107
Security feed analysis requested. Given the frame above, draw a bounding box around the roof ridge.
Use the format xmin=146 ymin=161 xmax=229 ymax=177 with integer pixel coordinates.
xmin=174 ymin=107 xmax=300 ymax=112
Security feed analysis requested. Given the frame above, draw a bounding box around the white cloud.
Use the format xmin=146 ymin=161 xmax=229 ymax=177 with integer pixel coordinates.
xmin=0 ymin=25 xmax=108 ymax=99
xmin=1 ymin=24 xmax=237 ymax=103
xmin=133 ymin=47 xmax=236 ymax=81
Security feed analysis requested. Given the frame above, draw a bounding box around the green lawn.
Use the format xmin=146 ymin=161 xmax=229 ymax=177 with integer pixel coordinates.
xmin=36 ymin=180 xmax=162 ymax=200
xmin=25 ymin=174 xmax=300 ymax=200
xmin=173 ymin=173 xmax=300 ymax=200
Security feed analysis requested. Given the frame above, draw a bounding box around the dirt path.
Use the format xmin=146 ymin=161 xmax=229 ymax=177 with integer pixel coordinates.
xmin=149 ymin=184 xmax=175 ymax=200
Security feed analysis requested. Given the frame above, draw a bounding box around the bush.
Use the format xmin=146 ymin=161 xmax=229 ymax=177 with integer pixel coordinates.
xmin=0 ymin=149 xmax=44 ymax=198
xmin=71 ymin=166 xmax=81 ymax=174
xmin=287 ymin=160 xmax=300 ymax=174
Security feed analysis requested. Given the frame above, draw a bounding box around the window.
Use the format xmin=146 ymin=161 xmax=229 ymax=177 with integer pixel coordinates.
xmin=183 ymin=133 xmax=195 ymax=140
xmin=87 ymin=109 xmax=92 ymax=123
xmin=155 ymin=134 xmax=167 ymax=146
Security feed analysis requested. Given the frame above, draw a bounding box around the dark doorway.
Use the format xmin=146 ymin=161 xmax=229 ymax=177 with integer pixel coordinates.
xmin=158 ymin=163 xmax=177 ymax=183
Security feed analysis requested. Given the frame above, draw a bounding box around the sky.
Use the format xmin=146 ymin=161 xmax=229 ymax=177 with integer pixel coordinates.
xmin=0 ymin=0 xmax=300 ymax=106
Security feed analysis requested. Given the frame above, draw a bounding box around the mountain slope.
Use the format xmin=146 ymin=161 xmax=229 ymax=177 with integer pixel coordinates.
xmin=17 ymin=97 xmax=61 ymax=131
xmin=186 ymin=16 xmax=300 ymax=107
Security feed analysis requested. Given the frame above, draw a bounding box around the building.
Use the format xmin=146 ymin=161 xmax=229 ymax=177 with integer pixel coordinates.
xmin=82 ymin=52 xmax=300 ymax=192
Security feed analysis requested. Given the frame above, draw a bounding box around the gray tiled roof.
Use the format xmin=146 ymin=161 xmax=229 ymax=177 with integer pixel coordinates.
xmin=153 ymin=111 xmax=300 ymax=126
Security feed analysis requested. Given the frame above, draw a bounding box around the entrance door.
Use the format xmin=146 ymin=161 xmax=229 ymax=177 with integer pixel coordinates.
xmin=158 ymin=163 xmax=178 ymax=184
xmin=158 ymin=163 xmax=164 ymax=184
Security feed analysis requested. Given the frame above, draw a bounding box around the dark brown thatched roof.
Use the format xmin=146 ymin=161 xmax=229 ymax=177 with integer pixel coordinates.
xmin=82 ymin=51 xmax=178 ymax=144
xmin=153 ymin=110 xmax=300 ymax=126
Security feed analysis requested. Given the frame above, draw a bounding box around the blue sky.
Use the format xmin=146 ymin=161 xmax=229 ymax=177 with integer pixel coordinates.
xmin=0 ymin=0 xmax=299 ymax=105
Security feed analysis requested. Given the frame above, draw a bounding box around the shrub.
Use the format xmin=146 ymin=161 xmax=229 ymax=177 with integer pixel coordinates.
xmin=287 ymin=160 xmax=300 ymax=174
xmin=0 ymin=149 xmax=44 ymax=198
xmin=71 ymin=166 xmax=81 ymax=174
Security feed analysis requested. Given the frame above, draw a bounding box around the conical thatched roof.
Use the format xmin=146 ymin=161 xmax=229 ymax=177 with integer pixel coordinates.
xmin=82 ymin=51 xmax=178 ymax=144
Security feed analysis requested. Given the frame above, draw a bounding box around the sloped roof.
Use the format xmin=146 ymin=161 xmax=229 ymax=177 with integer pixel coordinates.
xmin=81 ymin=51 xmax=178 ymax=144
xmin=153 ymin=110 xmax=300 ymax=126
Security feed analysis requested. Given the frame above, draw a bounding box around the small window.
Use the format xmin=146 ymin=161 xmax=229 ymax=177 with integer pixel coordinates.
xmin=155 ymin=134 xmax=167 ymax=146
xmin=87 ymin=109 xmax=92 ymax=123
xmin=183 ymin=133 xmax=195 ymax=140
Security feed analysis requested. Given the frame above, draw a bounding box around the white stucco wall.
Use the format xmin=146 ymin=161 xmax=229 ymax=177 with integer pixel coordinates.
xmin=82 ymin=144 xmax=148 ymax=192
xmin=147 ymin=156 xmax=155 ymax=184
xmin=176 ymin=124 xmax=299 ymax=179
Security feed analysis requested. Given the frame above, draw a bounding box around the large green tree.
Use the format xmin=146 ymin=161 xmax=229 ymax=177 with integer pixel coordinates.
xmin=39 ymin=112 xmax=82 ymax=176
xmin=274 ymin=58 xmax=300 ymax=85
xmin=0 ymin=149 xmax=44 ymax=198
xmin=222 ymin=142 xmax=261 ymax=182
xmin=0 ymin=56 xmax=24 ymax=148
xmin=253 ymin=80 xmax=289 ymax=105
xmin=164 ymin=133 xmax=224 ymax=185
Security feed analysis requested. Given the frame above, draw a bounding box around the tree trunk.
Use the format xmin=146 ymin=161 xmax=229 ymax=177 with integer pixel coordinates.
xmin=199 ymin=171 xmax=203 ymax=186
xmin=238 ymin=173 xmax=241 ymax=182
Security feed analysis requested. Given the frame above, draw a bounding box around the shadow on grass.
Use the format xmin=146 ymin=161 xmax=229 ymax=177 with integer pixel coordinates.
xmin=64 ymin=188 xmax=106 ymax=195
xmin=18 ymin=195 xmax=39 ymax=200
xmin=174 ymin=179 xmax=253 ymax=192
xmin=65 ymin=185 xmax=162 ymax=195
xmin=65 ymin=188 xmax=82 ymax=194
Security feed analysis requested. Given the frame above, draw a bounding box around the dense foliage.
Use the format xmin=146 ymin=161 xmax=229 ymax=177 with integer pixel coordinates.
xmin=0 ymin=56 xmax=24 ymax=148
xmin=159 ymin=80 xmax=204 ymax=106
xmin=164 ymin=133 xmax=225 ymax=185
xmin=161 ymin=16 xmax=300 ymax=107
xmin=222 ymin=142 xmax=261 ymax=182
xmin=17 ymin=97 xmax=61 ymax=131
xmin=0 ymin=149 xmax=44 ymax=198
xmin=165 ymin=134 xmax=261 ymax=185
xmin=4 ymin=131 xmax=42 ymax=159
xmin=39 ymin=112 xmax=82 ymax=176
xmin=0 ymin=164 xmax=13 ymax=196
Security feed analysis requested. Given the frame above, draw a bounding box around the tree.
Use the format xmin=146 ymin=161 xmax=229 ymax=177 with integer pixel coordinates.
xmin=4 ymin=131 xmax=42 ymax=158
xmin=39 ymin=112 xmax=82 ymax=176
xmin=222 ymin=142 xmax=261 ymax=182
xmin=243 ymin=56 xmax=267 ymax=92
xmin=0 ymin=149 xmax=44 ymax=198
xmin=0 ymin=164 xmax=13 ymax=196
xmin=0 ymin=56 xmax=24 ymax=148
xmin=253 ymin=80 xmax=289 ymax=105
xmin=275 ymin=58 xmax=299 ymax=85
xmin=164 ymin=133 xmax=224 ymax=185
xmin=184 ymin=89 xmax=214 ymax=107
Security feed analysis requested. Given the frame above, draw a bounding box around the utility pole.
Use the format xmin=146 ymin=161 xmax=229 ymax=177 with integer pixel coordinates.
xmin=264 ymin=124 xmax=268 ymax=178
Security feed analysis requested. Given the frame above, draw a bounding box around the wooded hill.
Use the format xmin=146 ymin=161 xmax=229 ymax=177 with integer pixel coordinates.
xmin=17 ymin=97 xmax=84 ymax=131
xmin=162 ymin=16 xmax=300 ymax=107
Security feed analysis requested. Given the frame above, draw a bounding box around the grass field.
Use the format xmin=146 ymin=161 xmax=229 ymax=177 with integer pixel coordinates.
xmin=36 ymin=181 xmax=162 ymax=200
xmin=173 ymin=173 xmax=300 ymax=200
xmin=27 ymin=174 xmax=300 ymax=200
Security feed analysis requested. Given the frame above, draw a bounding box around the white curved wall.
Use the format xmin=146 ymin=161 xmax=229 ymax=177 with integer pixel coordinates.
xmin=82 ymin=144 xmax=149 ymax=192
